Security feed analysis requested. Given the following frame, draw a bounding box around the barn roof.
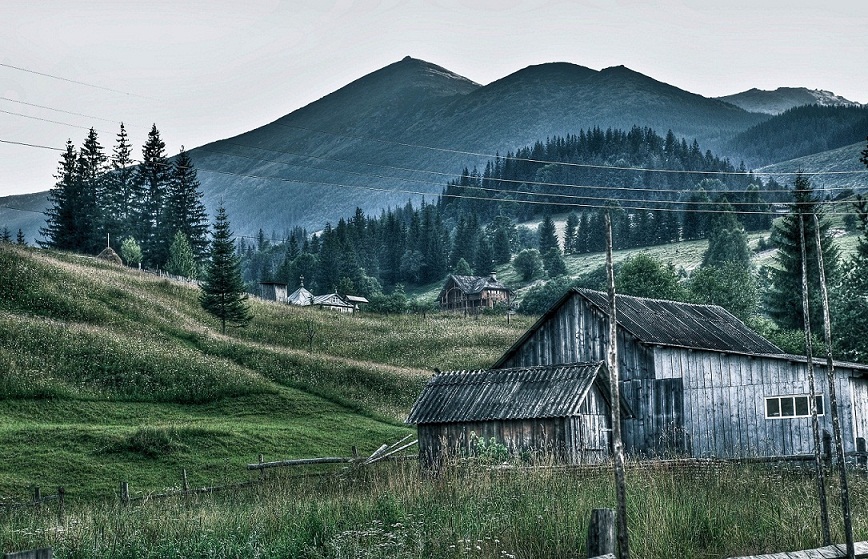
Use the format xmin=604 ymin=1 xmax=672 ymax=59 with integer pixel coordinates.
xmin=439 ymin=274 xmax=511 ymax=297
xmin=495 ymin=288 xmax=782 ymax=367
xmin=406 ymin=362 xmax=630 ymax=424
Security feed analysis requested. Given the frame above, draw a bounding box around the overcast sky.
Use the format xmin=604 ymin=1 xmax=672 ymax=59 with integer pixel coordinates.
xmin=2 ymin=0 xmax=866 ymax=197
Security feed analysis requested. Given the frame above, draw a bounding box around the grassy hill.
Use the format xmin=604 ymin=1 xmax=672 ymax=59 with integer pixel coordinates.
xmin=0 ymin=244 xmax=534 ymax=500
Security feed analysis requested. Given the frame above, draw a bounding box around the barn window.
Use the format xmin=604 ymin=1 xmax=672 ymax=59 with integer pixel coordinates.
xmin=765 ymin=395 xmax=824 ymax=419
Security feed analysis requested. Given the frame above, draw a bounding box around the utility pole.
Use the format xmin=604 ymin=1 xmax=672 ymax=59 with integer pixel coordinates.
xmin=800 ymin=214 xmax=831 ymax=545
xmin=605 ymin=211 xmax=629 ymax=559
xmin=814 ymin=213 xmax=854 ymax=558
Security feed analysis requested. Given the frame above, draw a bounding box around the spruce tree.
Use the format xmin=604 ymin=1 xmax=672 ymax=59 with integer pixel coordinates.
xmin=564 ymin=212 xmax=579 ymax=254
xmin=164 ymin=148 xmax=210 ymax=265
xmin=76 ymin=128 xmax=108 ymax=254
xmin=199 ymin=206 xmax=251 ymax=334
xmin=538 ymin=214 xmax=559 ymax=253
xmin=764 ymin=173 xmax=839 ymax=332
xmin=104 ymin=123 xmax=139 ymax=247
xmin=1 ymin=227 xmax=11 ymax=243
xmin=40 ymin=140 xmax=79 ymax=250
xmin=16 ymin=229 xmax=26 ymax=246
xmin=136 ymin=125 xmax=172 ymax=267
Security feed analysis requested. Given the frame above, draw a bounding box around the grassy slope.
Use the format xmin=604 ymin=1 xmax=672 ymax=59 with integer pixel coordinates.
xmin=0 ymin=245 xmax=534 ymax=501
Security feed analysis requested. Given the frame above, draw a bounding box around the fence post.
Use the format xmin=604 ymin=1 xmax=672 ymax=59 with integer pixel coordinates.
xmin=258 ymin=454 xmax=265 ymax=479
xmin=119 ymin=481 xmax=129 ymax=505
xmin=823 ymin=430 xmax=833 ymax=463
xmin=56 ymin=487 xmax=64 ymax=525
xmin=586 ymin=508 xmax=616 ymax=558
xmin=33 ymin=486 xmax=41 ymax=510
xmin=182 ymin=469 xmax=189 ymax=492
xmin=857 ymin=438 xmax=867 ymax=467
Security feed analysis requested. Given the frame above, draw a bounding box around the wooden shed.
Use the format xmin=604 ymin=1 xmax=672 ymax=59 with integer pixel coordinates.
xmin=406 ymin=362 xmax=631 ymax=469
xmin=258 ymin=281 xmax=288 ymax=303
xmin=438 ymin=273 xmax=512 ymax=312
xmin=493 ymin=288 xmax=868 ymax=459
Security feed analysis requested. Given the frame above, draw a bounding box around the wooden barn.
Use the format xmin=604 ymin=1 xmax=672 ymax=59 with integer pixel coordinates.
xmin=491 ymin=288 xmax=868 ymax=459
xmin=406 ymin=362 xmax=632 ymax=469
xmin=258 ymin=281 xmax=288 ymax=303
xmin=438 ymin=273 xmax=512 ymax=312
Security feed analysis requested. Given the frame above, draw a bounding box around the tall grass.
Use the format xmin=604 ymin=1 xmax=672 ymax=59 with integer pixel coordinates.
xmin=2 ymin=461 xmax=865 ymax=559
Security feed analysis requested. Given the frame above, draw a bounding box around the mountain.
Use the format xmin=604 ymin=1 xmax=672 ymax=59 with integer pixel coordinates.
xmin=0 ymin=191 xmax=50 ymax=245
xmin=725 ymin=105 xmax=868 ymax=168
xmin=184 ymin=58 xmax=769 ymax=236
xmin=755 ymin=141 xmax=868 ymax=196
xmin=718 ymin=87 xmax=862 ymax=115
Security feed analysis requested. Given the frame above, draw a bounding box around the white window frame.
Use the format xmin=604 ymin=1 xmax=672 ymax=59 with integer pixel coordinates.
xmin=765 ymin=394 xmax=824 ymax=419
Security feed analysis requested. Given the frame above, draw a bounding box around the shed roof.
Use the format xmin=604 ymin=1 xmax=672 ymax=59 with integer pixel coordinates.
xmin=344 ymin=295 xmax=369 ymax=304
xmin=406 ymin=362 xmax=629 ymax=424
xmin=495 ymin=288 xmax=782 ymax=367
xmin=439 ymin=274 xmax=511 ymax=297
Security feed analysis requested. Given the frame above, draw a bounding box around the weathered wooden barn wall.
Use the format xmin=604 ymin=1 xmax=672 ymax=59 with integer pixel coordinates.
xmin=654 ymin=347 xmax=867 ymax=458
xmin=416 ymin=386 xmax=611 ymax=468
xmin=491 ymin=289 xmax=868 ymax=460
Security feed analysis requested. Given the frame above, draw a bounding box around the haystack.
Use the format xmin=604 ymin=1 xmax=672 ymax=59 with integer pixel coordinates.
xmin=96 ymin=246 xmax=124 ymax=265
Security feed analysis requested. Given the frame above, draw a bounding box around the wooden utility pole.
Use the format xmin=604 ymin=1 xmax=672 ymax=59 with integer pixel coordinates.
xmin=800 ymin=214 xmax=831 ymax=545
xmin=814 ymin=213 xmax=855 ymax=559
xmin=605 ymin=211 xmax=629 ymax=559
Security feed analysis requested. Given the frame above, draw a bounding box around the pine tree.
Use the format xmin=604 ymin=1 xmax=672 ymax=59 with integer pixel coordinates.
xmin=564 ymin=212 xmax=579 ymax=254
xmin=538 ymin=214 xmax=559 ymax=253
xmin=104 ymin=123 xmax=139 ymax=247
xmin=702 ymin=208 xmax=750 ymax=268
xmin=16 ymin=229 xmax=26 ymax=246
xmin=76 ymin=128 xmax=108 ymax=254
xmin=199 ymin=206 xmax=251 ymax=334
xmin=163 ymin=148 xmax=210 ymax=265
xmin=40 ymin=140 xmax=79 ymax=250
xmin=764 ymin=173 xmax=839 ymax=332
xmin=1 ymin=227 xmax=11 ymax=243
xmin=136 ymin=125 xmax=172 ymax=267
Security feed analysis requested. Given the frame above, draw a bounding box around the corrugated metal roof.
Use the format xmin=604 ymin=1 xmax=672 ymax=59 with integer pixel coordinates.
xmin=406 ymin=362 xmax=606 ymax=424
xmin=287 ymin=286 xmax=314 ymax=305
xmin=312 ymin=293 xmax=353 ymax=307
xmin=575 ymin=289 xmax=783 ymax=355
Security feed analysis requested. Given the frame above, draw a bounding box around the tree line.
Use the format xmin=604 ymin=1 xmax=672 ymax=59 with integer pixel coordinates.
xmin=40 ymin=124 xmax=209 ymax=276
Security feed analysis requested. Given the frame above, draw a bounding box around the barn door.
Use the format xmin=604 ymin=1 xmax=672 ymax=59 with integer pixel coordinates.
xmin=850 ymin=378 xmax=868 ymax=449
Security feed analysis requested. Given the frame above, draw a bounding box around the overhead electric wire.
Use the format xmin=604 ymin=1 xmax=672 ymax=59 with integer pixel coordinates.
xmin=276 ymin=123 xmax=868 ymax=178
xmin=0 ymin=62 xmax=160 ymax=101
xmin=0 ymin=108 xmax=106 ymax=133
xmin=0 ymin=138 xmax=64 ymax=151
xmin=0 ymin=96 xmax=140 ymax=127
xmin=209 ymin=142 xmax=863 ymax=196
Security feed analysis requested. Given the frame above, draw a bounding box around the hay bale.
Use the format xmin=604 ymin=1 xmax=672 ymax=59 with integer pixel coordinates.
xmin=97 ymin=246 xmax=123 ymax=265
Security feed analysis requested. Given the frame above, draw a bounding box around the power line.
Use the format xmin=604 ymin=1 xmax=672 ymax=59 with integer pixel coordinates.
xmin=0 ymin=138 xmax=64 ymax=151
xmin=276 ymin=123 xmax=868 ymax=178
xmin=0 ymin=108 xmax=106 ymax=133
xmin=0 ymin=62 xmax=160 ymax=101
xmin=0 ymin=96 xmax=141 ymax=127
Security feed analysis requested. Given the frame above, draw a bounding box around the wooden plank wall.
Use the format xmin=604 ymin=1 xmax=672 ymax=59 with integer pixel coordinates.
xmin=657 ymin=347 xmax=862 ymax=458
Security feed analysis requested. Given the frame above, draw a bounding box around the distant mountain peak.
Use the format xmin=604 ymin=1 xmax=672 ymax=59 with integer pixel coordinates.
xmin=718 ymin=86 xmax=862 ymax=115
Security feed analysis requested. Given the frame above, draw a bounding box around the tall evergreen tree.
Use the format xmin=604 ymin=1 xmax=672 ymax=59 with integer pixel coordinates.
xmin=16 ymin=229 xmax=26 ymax=246
xmin=76 ymin=127 xmax=108 ymax=253
xmin=764 ymin=173 xmax=839 ymax=332
xmin=199 ymin=206 xmax=251 ymax=334
xmin=538 ymin=213 xmax=559 ymax=253
xmin=564 ymin=212 xmax=579 ymax=254
xmin=1 ymin=227 xmax=11 ymax=243
xmin=40 ymin=140 xmax=79 ymax=250
xmin=104 ymin=123 xmax=139 ymax=247
xmin=163 ymin=148 xmax=210 ymax=265
xmin=136 ymin=125 xmax=172 ymax=267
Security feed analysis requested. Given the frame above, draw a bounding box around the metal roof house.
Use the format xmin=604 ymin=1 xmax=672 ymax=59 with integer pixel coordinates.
xmin=491 ymin=288 xmax=868 ymax=459
xmin=312 ymin=292 xmax=355 ymax=313
xmin=438 ymin=273 xmax=512 ymax=312
xmin=287 ymin=277 xmax=314 ymax=306
xmin=407 ymin=362 xmax=632 ymax=469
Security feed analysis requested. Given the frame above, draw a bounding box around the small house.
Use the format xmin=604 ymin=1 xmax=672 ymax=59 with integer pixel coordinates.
xmin=287 ymin=277 xmax=314 ymax=306
xmin=438 ymin=273 xmax=512 ymax=312
xmin=258 ymin=281 xmax=288 ymax=303
xmin=406 ymin=362 xmax=632 ymax=469
xmin=312 ymin=292 xmax=355 ymax=313
xmin=343 ymin=294 xmax=370 ymax=311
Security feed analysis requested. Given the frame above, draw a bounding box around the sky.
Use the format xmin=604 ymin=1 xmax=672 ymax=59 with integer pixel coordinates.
xmin=1 ymin=0 xmax=866 ymax=197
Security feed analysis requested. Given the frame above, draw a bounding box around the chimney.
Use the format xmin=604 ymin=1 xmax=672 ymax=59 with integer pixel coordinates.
xmin=489 ymin=271 xmax=497 ymax=282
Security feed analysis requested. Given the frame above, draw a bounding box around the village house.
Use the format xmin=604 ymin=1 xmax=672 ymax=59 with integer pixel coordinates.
xmin=312 ymin=292 xmax=356 ymax=313
xmin=409 ymin=288 xmax=868 ymax=463
xmin=438 ymin=273 xmax=512 ymax=312
xmin=287 ymin=277 xmax=314 ymax=306
xmin=406 ymin=362 xmax=632 ymax=469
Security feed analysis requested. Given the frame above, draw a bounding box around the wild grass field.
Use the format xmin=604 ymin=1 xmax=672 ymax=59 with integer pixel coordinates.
xmin=4 ymin=240 xmax=868 ymax=558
